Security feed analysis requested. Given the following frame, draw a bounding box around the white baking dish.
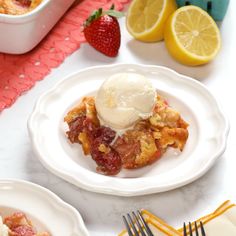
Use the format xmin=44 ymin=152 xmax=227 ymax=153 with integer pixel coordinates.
xmin=0 ymin=0 xmax=75 ymax=54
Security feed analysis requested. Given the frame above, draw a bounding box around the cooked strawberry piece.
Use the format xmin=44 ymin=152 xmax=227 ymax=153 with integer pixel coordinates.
xmin=10 ymin=225 xmax=36 ymax=236
xmin=113 ymin=136 xmax=141 ymax=168
xmin=113 ymin=128 xmax=163 ymax=169
xmin=66 ymin=115 xmax=87 ymax=143
xmin=83 ymin=119 xmax=116 ymax=144
xmin=93 ymin=126 xmax=116 ymax=144
xmin=84 ymin=121 xmax=121 ymax=175
xmin=91 ymin=144 xmax=121 ymax=175
xmin=15 ymin=0 xmax=32 ymax=7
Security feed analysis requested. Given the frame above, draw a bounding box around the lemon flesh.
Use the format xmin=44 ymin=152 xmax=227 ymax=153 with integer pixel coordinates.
xmin=126 ymin=0 xmax=177 ymax=42
xmin=164 ymin=6 xmax=221 ymax=66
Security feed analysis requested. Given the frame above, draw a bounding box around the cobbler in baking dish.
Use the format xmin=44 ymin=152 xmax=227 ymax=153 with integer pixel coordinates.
xmin=0 ymin=211 xmax=49 ymax=236
xmin=0 ymin=0 xmax=42 ymax=15
xmin=64 ymin=73 xmax=189 ymax=175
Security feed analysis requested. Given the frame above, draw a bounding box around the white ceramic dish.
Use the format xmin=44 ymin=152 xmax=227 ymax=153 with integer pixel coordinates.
xmin=28 ymin=64 xmax=229 ymax=196
xmin=0 ymin=179 xmax=89 ymax=236
xmin=0 ymin=0 xmax=75 ymax=54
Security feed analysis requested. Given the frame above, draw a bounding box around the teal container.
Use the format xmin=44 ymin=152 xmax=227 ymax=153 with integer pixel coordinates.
xmin=176 ymin=0 xmax=229 ymax=21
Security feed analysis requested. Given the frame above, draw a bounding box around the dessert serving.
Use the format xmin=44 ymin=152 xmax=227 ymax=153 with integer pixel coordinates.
xmin=0 ymin=179 xmax=89 ymax=235
xmin=0 ymin=212 xmax=49 ymax=236
xmin=0 ymin=0 xmax=42 ymax=15
xmin=64 ymin=73 xmax=189 ymax=175
xmin=29 ymin=63 xmax=229 ymax=194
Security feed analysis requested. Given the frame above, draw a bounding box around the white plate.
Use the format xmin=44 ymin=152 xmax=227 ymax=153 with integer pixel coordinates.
xmin=28 ymin=64 xmax=229 ymax=196
xmin=0 ymin=179 xmax=89 ymax=236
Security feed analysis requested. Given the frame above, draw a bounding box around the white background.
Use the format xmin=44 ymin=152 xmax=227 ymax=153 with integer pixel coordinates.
xmin=0 ymin=1 xmax=235 ymax=235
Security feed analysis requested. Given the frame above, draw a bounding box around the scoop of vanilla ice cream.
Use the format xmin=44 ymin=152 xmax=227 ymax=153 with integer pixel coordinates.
xmin=95 ymin=73 xmax=156 ymax=129
xmin=0 ymin=216 xmax=9 ymax=236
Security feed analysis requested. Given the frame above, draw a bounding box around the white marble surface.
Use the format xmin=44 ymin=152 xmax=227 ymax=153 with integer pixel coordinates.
xmin=0 ymin=2 xmax=235 ymax=235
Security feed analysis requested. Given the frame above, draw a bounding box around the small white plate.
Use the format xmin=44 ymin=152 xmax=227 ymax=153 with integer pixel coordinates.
xmin=0 ymin=179 xmax=89 ymax=236
xmin=28 ymin=64 xmax=229 ymax=196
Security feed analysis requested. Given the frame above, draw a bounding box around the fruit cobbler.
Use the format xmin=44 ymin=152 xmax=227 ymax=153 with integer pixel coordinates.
xmin=64 ymin=94 xmax=189 ymax=176
xmin=0 ymin=212 xmax=49 ymax=236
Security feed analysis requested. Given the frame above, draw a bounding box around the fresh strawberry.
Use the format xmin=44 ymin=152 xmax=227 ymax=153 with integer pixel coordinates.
xmin=83 ymin=5 xmax=123 ymax=57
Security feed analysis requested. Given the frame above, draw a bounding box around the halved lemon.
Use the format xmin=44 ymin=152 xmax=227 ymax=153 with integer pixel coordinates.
xmin=164 ymin=6 xmax=221 ymax=66
xmin=126 ymin=0 xmax=177 ymax=42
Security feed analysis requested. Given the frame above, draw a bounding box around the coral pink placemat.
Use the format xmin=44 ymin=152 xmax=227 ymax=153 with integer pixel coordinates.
xmin=0 ymin=0 xmax=130 ymax=112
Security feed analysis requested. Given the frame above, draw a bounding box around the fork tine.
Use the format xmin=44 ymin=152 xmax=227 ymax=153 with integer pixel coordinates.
xmin=183 ymin=222 xmax=187 ymax=236
xmin=132 ymin=212 xmax=147 ymax=236
xmin=127 ymin=213 xmax=139 ymax=236
xmin=200 ymin=221 xmax=206 ymax=236
xmin=189 ymin=222 xmax=193 ymax=236
xmin=194 ymin=221 xmax=199 ymax=236
xmin=183 ymin=221 xmax=206 ymax=236
xmin=137 ymin=211 xmax=154 ymax=236
xmin=122 ymin=215 xmax=133 ymax=236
